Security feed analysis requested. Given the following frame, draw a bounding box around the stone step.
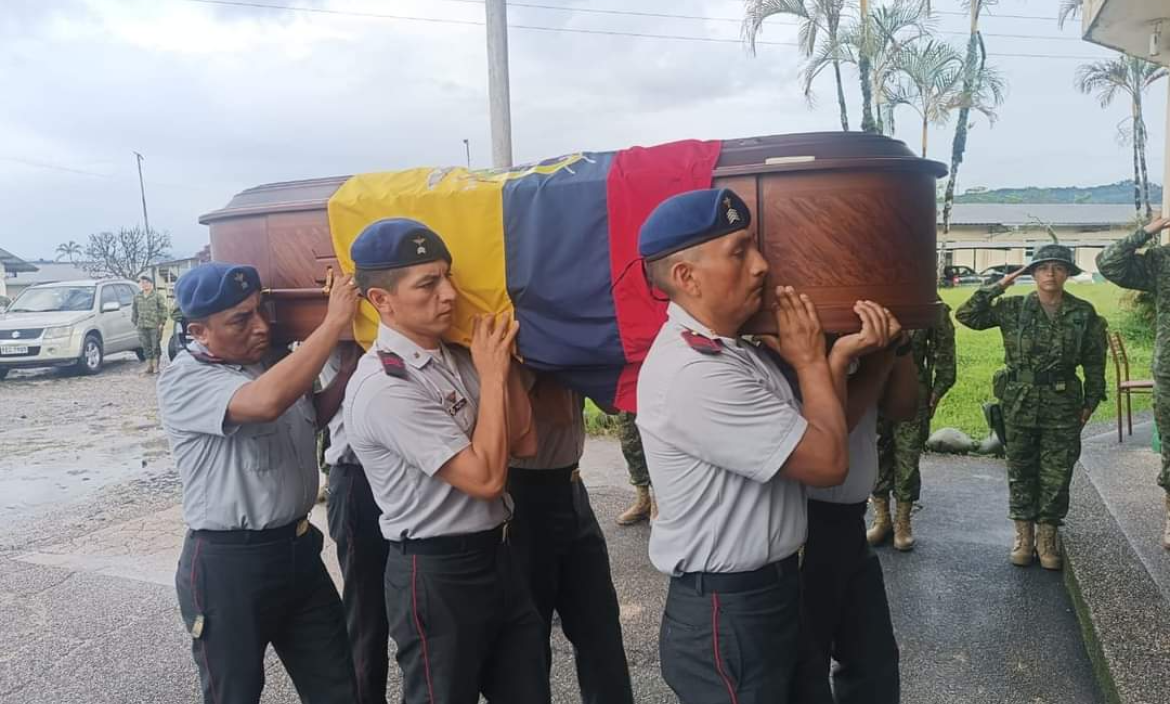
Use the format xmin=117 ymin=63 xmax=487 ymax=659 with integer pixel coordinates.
xmin=1066 ymin=418 xmax=1170 ymax=704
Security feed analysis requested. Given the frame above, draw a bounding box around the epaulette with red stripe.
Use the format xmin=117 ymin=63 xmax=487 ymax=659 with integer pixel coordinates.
xmin=377 ymin=351 xmax=408 ymax=378
xmin=681 ymin=330 xmax=723 ymax=355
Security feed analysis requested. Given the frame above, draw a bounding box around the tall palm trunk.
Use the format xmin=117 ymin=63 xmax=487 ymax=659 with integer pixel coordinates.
xmin=859 ymin=0 xmax=878 ymax=133
xmin=1132 ymin=99 xmax=1143 ymax=216
xmin=1136 ymin=87 xmax=1153 ymax=219
xmin=941 ymin=7 xmax=982 ymax=235
xmin=921 ymin=117 xmax=929 ymax=157
xmin=833 ymin=59 xmax=850 ymax=131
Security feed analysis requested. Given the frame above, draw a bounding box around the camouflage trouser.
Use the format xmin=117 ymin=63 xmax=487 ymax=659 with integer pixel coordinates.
xmin=1153 ymin=378 xmax=1170 ymax=494
xmin=618 ymin=412 xmax=649 ymax=487
xmin=874 ymin=410 xmax=929 ymax=504
xmin=137 ymin=327 xmax=162 ymax=361
xmin=1003 ymin=423 xmax=1082 ymax=526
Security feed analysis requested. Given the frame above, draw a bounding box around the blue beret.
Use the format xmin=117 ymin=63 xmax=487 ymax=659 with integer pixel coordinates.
xmin=638 ymin=188 xmax=752 ymax=261
xmin=351 ymin=218 xmax=452 ymax=271
xmin=175 ymin=262 xmax=262 ymax=319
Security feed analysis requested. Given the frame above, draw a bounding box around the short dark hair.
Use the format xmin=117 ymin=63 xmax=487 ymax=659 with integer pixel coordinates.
xmin=355 ymin=267 xmax=409 ymax=295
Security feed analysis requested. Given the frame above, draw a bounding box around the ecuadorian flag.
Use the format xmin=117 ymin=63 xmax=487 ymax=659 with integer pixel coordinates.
xmin=327 ymin=139 xmax=722 ymax=411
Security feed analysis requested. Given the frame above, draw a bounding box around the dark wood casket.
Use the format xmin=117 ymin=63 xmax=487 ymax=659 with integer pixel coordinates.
xmin=200 ymin=132 xmax=946 ymax=342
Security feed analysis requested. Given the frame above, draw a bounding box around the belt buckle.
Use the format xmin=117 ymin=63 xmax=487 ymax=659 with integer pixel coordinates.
xmin=570 ymin=468 xmax=581 ymax=483
xmin=296 ymin=519 xmax=309 ymax=537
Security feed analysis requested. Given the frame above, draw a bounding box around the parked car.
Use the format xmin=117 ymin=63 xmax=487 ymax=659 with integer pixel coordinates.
xmin=979 ymin=265 xmax=1034 ymax=286
xmin=939 ymin=265 xmax=983 ymax=288
xmin=0 ymin=279 xmax=145 ymax=379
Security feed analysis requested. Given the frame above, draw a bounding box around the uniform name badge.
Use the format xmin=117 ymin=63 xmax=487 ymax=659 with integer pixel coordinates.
xmin=444 ymin=391 xmax=468 ymax=417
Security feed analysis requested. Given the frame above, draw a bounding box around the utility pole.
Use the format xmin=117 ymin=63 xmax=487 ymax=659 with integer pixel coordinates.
xmin=463 ymin=138 xmax=471 ymax=169
xmin=133 ymin=151 xmax=151 ymax=235
xmin=485 ymin=0 xmax=513 ymax=168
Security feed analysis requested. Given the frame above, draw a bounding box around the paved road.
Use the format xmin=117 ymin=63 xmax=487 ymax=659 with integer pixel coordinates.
xmin=1 ymin=430 xmax=1105 ymax=703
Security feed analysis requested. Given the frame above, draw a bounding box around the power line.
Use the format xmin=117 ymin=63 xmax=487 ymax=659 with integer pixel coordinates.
xmin=176 ymin=0 xmax=1108 ymax=59
xmin=432 ymin=0 xmax=1086 ymax=43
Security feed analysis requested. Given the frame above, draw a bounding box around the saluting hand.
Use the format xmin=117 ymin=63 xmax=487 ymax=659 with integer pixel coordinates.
xmin=999 ymin=266 xmax=1029 ymax=289
xmin=1144 ymin=216 xmax=1170 ymax=237
xmin=471 ymin=313 xmax=520 ymax=384
xmin=324 ymin=273 xmax=360 ymax=333
xmin=769 ymin=286 xmax=826 ymax=370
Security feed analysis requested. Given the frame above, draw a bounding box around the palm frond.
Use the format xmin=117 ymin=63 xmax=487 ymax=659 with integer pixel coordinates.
xmin=1057 ymin=0 xmax=1082 ymax=30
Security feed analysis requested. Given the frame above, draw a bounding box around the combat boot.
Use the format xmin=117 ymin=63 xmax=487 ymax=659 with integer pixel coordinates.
xmin=1010 ymin=520 xmax=1034 ymax=567
xmin=867 ymin=496 xmax=893 ymax=546
xmin=893 ymin=501 xmax=915 ymax=552
xmin=650 ymin=491 xmax=659 ymax=522
xmin=143 ymin=359 xmax=156 ymax=375
xmin=617 ymin=485 xmax=652 ymax=526
xmin=1036 ymin=524 xmax=1062 ymax=570
xmin=1162 ymin=495 xmax=1170 ymax=550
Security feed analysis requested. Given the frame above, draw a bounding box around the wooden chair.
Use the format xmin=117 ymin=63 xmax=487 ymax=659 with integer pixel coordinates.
xmin=1108 ymin=330 xmax=1155 ymax=442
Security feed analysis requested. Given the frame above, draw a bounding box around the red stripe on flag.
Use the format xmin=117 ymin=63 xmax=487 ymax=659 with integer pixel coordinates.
xmin=606 ymin=139 xmax=722 ymax=411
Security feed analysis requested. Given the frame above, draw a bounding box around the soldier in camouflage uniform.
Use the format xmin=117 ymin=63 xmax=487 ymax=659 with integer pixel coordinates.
xmin=616 ymin=411 xmax=656 ymax=525
xmin=131 ymin=275 xmax=168 ymax=374
xmin=868 ymin=301 xmax=957 ymax=551
xmin=957 ymin=245 xmax=1107 ymax=570
xmin=1096 ymin=215 xmax=1170 ymax=549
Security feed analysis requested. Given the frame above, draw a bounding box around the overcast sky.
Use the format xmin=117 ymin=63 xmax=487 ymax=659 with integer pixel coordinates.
xmin=0 ymin=0 xmax=1161 ymax=259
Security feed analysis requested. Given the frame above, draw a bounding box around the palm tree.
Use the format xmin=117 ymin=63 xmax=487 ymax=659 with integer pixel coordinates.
xmin=940 ymin=0 xmax=1003 ymax=237
xmin=802 ymin=0 xmax=931 ymax=135
xmin=55 ymin=241 xmax=82 ymax=263
xmin=1057 ymin=0 xmax=1081 ymax=29
xmin=1076 ymin=56 xmax=1168 ymax=218
xmin=858 ymin=0 xmax=878 ymax=132
xmin=886 ymin=41 xmax=965 ymax=156
xmin=744 ymin=0 xmax=851 ymax=131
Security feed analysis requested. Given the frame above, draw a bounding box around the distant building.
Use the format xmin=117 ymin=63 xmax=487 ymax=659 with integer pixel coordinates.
xmin=939 ymin=203 xmax=1150 ymax=275
xmin=4 ymin=260 xmax=92 ymax=300
xmin=0 ymin=250 xmax=40 ymax=299
xmin=145 ymin=253 xmax=207 ymax=311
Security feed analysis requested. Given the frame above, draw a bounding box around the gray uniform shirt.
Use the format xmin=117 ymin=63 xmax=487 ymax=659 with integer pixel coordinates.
xmin=345 ymin=324 xmax=510 ymax=540
xmin=809 ymin=405 xmax=879 ymax=505
xmin=319 ymin=350 xmax=358 ymax=466
xmin=637 ymin=303 xmax=809 ymax=576
xmin=158 ymin=343 xmax=319 ymax=531
xmin=510 ymin=386 xmax=585 ymax=469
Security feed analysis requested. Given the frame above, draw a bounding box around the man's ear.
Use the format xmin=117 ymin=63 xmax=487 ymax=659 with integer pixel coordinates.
xmin=365 ymin=287 xmax=394 ymax=316
xmin=674 ymin=258 xmax=700 ymax=298
xmin=186 ymin=321 xmax=209 ymax=345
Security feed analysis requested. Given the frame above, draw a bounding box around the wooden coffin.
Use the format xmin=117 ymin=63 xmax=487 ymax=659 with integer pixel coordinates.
xmin=200 ymin=132 xmax=946 ymax=342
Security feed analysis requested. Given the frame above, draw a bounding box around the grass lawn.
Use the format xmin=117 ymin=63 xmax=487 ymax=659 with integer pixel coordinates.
xmin=583 ymin=282 xmax=1154 ymax=438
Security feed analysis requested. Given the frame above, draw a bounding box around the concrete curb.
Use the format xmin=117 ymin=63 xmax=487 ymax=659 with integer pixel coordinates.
xmin=1064 ymin=465 xmax=1170 ymax=704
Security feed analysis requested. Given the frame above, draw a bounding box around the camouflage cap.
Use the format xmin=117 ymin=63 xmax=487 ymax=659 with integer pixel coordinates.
xmin=1026 ymin=244 xmax=1082 ymax=276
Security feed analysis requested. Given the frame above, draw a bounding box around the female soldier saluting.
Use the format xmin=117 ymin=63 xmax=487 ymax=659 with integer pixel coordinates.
xmin=956 ymin=244 xmax=1107 ymax=570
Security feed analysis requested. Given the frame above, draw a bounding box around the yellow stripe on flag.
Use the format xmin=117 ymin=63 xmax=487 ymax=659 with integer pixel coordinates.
xmin=327 ymin=167 xmax=514 ymax=350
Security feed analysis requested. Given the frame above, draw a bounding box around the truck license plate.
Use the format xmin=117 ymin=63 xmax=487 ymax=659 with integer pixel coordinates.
xmin=0 ymin=345 xmax=29 ymax=355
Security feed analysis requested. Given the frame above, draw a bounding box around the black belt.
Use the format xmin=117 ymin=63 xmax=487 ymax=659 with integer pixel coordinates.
xmin=508 ymin=465 xmax=581 ymax=485
xmin=391 ymin=524 xmax=507 ymax=555
xmin=1007 ymin=369 xmax=1076 ymax=387
xmin=190 ymin=517 xmax=311 ymax=545
xmin=673 ymin=553 xmax=799 ymax=594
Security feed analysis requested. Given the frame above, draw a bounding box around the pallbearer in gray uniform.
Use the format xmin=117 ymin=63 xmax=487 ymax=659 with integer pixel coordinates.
xmin=343 ymin=218 xmax=550 ymax=704
xmin=158 ymin=261 xmax=361 ymax=704
xmin=792 ymin=322 xmax=917 ymax=704
xmin=636 ymin=188 xmax=867 ymax=703
xmin=321 ymin=342 xmax=390 ymax=704
xmin=509 ymin=374 xmax=634 ymax=703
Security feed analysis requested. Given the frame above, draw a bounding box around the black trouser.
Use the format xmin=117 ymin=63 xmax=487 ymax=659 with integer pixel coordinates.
xmin=175 ymin=521 xmax=357 ymax=704
xmin=384 ymin=526 xmax=551 ymax=704
xmin=327 ymin=463 xmax=390 ymax=704
xmin=659 ymin=554 xmax=801 ymax=704
xmin=508 ymin=466 xmax=634 ymax=704
xmin=793 ymin=500 xmax=900 ymax=704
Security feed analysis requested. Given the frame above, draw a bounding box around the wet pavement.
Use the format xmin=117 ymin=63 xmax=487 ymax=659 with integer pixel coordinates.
xmin=0 ymin=354 xmax=171 ymax=530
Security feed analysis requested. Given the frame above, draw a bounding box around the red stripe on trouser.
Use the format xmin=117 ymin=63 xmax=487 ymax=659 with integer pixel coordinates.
xmin=343 ymin=477 xmax=367 ymax=703
xmin=190 ymin=538 xmax=222 ymax=704
xmin=711 ymin=593 xmax=739 ymax=704
xmin=411 ymin=555 xmax=436 ymax=704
